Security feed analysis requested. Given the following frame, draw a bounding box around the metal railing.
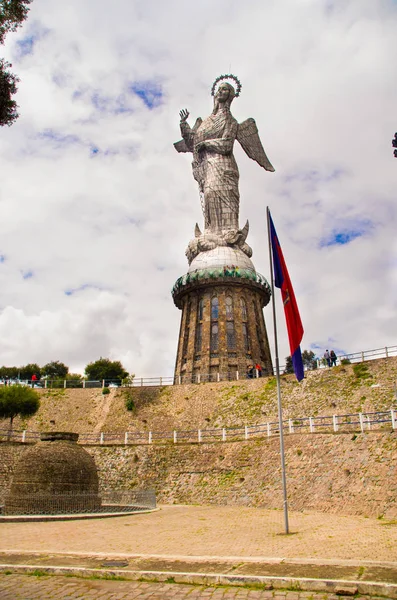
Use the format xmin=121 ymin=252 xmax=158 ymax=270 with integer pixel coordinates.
xmin=0 ymin=488 xmax=156 ymax=516
xmin=1 ymin=408 xmax=396 ymax=446
xmin=0 ymin=344 xmax=395 ymax=389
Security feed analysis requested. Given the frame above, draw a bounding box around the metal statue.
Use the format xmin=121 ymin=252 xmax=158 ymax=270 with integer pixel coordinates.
xmin=175 ymin=74 xmax=275 ymax=264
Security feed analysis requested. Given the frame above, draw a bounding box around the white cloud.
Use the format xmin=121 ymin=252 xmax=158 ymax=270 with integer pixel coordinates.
xmin=0 ymin=0 xmax=396 ymax=375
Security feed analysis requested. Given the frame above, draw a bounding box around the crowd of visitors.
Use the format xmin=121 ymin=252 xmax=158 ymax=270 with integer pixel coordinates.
xmin=246 ymin=363 xmax=262 ymax=378
xmin=1 ymin=374 xmax=41 ymax=387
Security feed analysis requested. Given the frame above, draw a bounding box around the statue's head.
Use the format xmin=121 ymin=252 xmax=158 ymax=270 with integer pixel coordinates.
xmin=216 ymin=82 xmax=235 ymax=105
xmin=213 ymin=83 xmax=235 ymax=113
xmin=211 ymin=75 xmax=241 ymax=114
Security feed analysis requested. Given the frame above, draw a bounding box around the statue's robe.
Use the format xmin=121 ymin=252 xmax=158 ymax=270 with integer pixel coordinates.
xmin=180 ymin=108 xmax=240 ymax=234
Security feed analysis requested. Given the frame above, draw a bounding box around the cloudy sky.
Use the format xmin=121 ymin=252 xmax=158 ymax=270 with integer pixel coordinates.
xmin=0 ymin=0 xmax=396 ymax=377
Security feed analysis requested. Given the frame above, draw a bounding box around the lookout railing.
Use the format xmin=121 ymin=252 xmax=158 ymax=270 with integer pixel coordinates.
xmin=1 ymin=408 xmax=396 ymax=446
xmin=1 ymin=344 xmax=396 ymax=389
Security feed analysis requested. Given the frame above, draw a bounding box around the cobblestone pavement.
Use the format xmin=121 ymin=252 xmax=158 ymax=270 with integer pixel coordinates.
xmin=0 ymin=574 xmax=387 ymax=600
xmin=1 ymin=505 xmax=397 ymax=562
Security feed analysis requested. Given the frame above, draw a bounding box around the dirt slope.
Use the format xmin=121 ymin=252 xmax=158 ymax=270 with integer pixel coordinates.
xmin=4 ymin=357 xmax=396 ymax=434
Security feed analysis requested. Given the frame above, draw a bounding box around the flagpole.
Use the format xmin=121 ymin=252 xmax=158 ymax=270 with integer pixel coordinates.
xmin=266 ymin=206 xmax=289 ymax=535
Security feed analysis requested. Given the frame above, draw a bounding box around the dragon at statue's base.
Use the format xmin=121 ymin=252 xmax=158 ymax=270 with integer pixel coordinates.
xmin=186 ymin=221 xmax=252 ymax=265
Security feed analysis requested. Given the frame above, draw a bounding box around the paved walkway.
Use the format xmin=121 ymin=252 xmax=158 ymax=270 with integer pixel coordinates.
xmin=1 ymin=505 xmax=397 ymax=561
xmin=1 ymin=506 xmax=397 ymax=598
xmin=0 ymin=574 xmax=387 ymax=600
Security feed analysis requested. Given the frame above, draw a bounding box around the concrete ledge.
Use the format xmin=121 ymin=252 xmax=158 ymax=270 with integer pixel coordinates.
xmin=0 ymin=508 xmax=159 ymax=522
xmin=1 ymin=563 xmax=397 ymax=597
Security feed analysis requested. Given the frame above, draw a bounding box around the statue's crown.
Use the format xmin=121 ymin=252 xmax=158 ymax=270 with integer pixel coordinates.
xmin=211 ymin=74 xmax=242 ymax=98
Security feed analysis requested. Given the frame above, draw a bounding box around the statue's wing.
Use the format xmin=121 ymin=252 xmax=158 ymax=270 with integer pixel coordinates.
xmin=174 ymin=118 xmax=202 ymax=153
xmin=237 ymin=118 xmax=275 ymax=172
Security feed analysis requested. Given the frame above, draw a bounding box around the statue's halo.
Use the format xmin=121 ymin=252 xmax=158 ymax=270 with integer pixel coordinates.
xmin=211 ymin=74 xmax=242 ymax=98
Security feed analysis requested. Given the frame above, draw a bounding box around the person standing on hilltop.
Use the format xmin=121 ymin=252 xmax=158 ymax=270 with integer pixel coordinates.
xmin=330 ymin=350 xmax=337 ymax=367
xmin=324 ymin=349 xmax=331 ymax=368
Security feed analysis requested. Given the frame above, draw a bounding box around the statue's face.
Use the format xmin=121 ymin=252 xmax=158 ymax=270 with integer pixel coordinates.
xmin=216 ymin=84 xmax=230 ymax=103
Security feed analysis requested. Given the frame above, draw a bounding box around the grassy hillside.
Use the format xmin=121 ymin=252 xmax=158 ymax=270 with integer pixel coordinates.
xmin=3 ymin=356 xmax=396 ymax=435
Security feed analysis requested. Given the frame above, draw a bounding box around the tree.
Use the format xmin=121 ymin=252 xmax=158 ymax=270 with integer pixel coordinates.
xmin=0 ymin=0 xmax=32 ymax=44
xmin=0 ymin=384 xmax=40 ymax=434
xmin=284 ymin=350 xmax=317 ymax=375
xmin=302 ymin=350 xmax=317 ymax=371
xmin=284 ymin=355 xmax=294 ymax=374
xmin=41 ymin=360 xmax=69 ymax=380
xmin=85 ymin=358 xmax=128 ymax=383
xmin=0 ymin=58 xmax=18 ymax=126
xmin=0 ymin=365 xmax=19 ymax=379
xmin=0 ymin=0 xmax=32 ymax=126
xmin=19 ymin=363 xmax=41 ymax=380
xmin=65 ymin=373 xmax=84 ymax=388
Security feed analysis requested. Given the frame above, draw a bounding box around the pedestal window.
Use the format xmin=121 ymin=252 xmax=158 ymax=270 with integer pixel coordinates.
xmin=195 ymin=322 xmax=202 ymax=353
xmin=211 ymin=323 xmax=219 ymax=352
xmin=241 ymin=297 xmax=248 ymax=320
xmin=226 ymin=321 xmax=236 ymax=350
xmin=242 ymin=322 xmax=250 ymax=352
xmin=211 ymin=297 xmax=219 ymax=319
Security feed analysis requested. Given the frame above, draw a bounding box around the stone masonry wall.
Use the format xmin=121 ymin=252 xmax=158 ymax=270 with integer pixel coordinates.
xmin=1 ymin=430 xmax=396 ymax=517
xmin=174 ymin=280 xmax=273 ymax=382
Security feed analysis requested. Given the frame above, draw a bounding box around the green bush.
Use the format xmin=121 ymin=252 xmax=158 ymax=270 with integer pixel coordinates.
xmin=102 ymin=387 xmax=110 ymax=395
xmin=122 ymin=390 xmax=135 ymax=412
xmin=341 ymin=358 xmax=351 ymax=365
xmin=47 ymin=379 xmax=65 ymax=389
xmin=353 ymin=363 xmax=372 ymax=380
xmin=125 ymin=397 xmax=135 ymax=411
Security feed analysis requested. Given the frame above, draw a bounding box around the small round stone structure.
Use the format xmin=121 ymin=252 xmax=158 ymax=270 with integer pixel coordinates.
xmin=4 ymin=432 xmax=101 ymax=515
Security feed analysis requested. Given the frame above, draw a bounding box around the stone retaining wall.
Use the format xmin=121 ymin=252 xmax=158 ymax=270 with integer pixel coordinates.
xmin=1 ymin=431 xmax=396 ymax=517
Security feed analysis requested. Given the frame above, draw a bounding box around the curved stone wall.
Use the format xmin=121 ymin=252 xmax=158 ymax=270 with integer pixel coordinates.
xmin=1 ymin=431 xmax=396 ymax=517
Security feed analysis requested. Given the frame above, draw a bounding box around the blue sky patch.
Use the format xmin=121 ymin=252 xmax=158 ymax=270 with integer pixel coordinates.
xmin=284 ymin=168 xmax=346 ymax=184
xmin=310 ymin=342 xmax=346 ymax=358
xmin=0 ymin=255 xmax=5 ymax=263
xmin=320 ymin=219 xmax=373 ymax=248
xmin=310 ymin=343 xmax=324 ymax=351
xmin=16 ymin=35 xmax=36 ymax=57
xmin=130 ymin=81 xmax=163 ymax=109
xmin=38 ymin=129 xmax=80 ymax=146
xmin=89 ymin=92 xmax=134 ymax=116
xmin=64 ymin=284 xmax=105 ymax=296
xmin=327 ymin=231 xmax=361 ymax=245
xmin=37 ymin=129 xmax=102 ymax=157
xmin=22 ymin=271 xmax=33 ymax=279
xmin=14 ymin=24 xmax=50 ymax=59
xmin=91 ymin=92 xmax=110 ymax=113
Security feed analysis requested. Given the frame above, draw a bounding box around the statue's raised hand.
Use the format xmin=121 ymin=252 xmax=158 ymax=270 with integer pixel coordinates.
xmin=179 ymin=109 xmax=189 ymax=123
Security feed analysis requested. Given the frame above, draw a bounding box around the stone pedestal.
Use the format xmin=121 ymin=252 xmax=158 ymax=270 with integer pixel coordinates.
xmin=172 ymin=247 xmax=273 ymax=382
xmin=4 ymin=432 xmax=101 ymax=515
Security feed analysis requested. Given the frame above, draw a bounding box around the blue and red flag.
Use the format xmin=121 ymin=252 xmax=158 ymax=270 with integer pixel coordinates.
xmin=269 ymin=211 xmax=304 ymax=381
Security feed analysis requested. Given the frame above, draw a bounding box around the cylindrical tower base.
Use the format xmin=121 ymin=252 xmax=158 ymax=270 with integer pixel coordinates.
xmin=172 ymin=248 xmax=273 ymax=383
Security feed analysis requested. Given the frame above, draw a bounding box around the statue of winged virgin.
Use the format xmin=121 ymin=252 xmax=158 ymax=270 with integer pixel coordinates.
xmin=174 ymin=75 xmax=275 ymax=264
